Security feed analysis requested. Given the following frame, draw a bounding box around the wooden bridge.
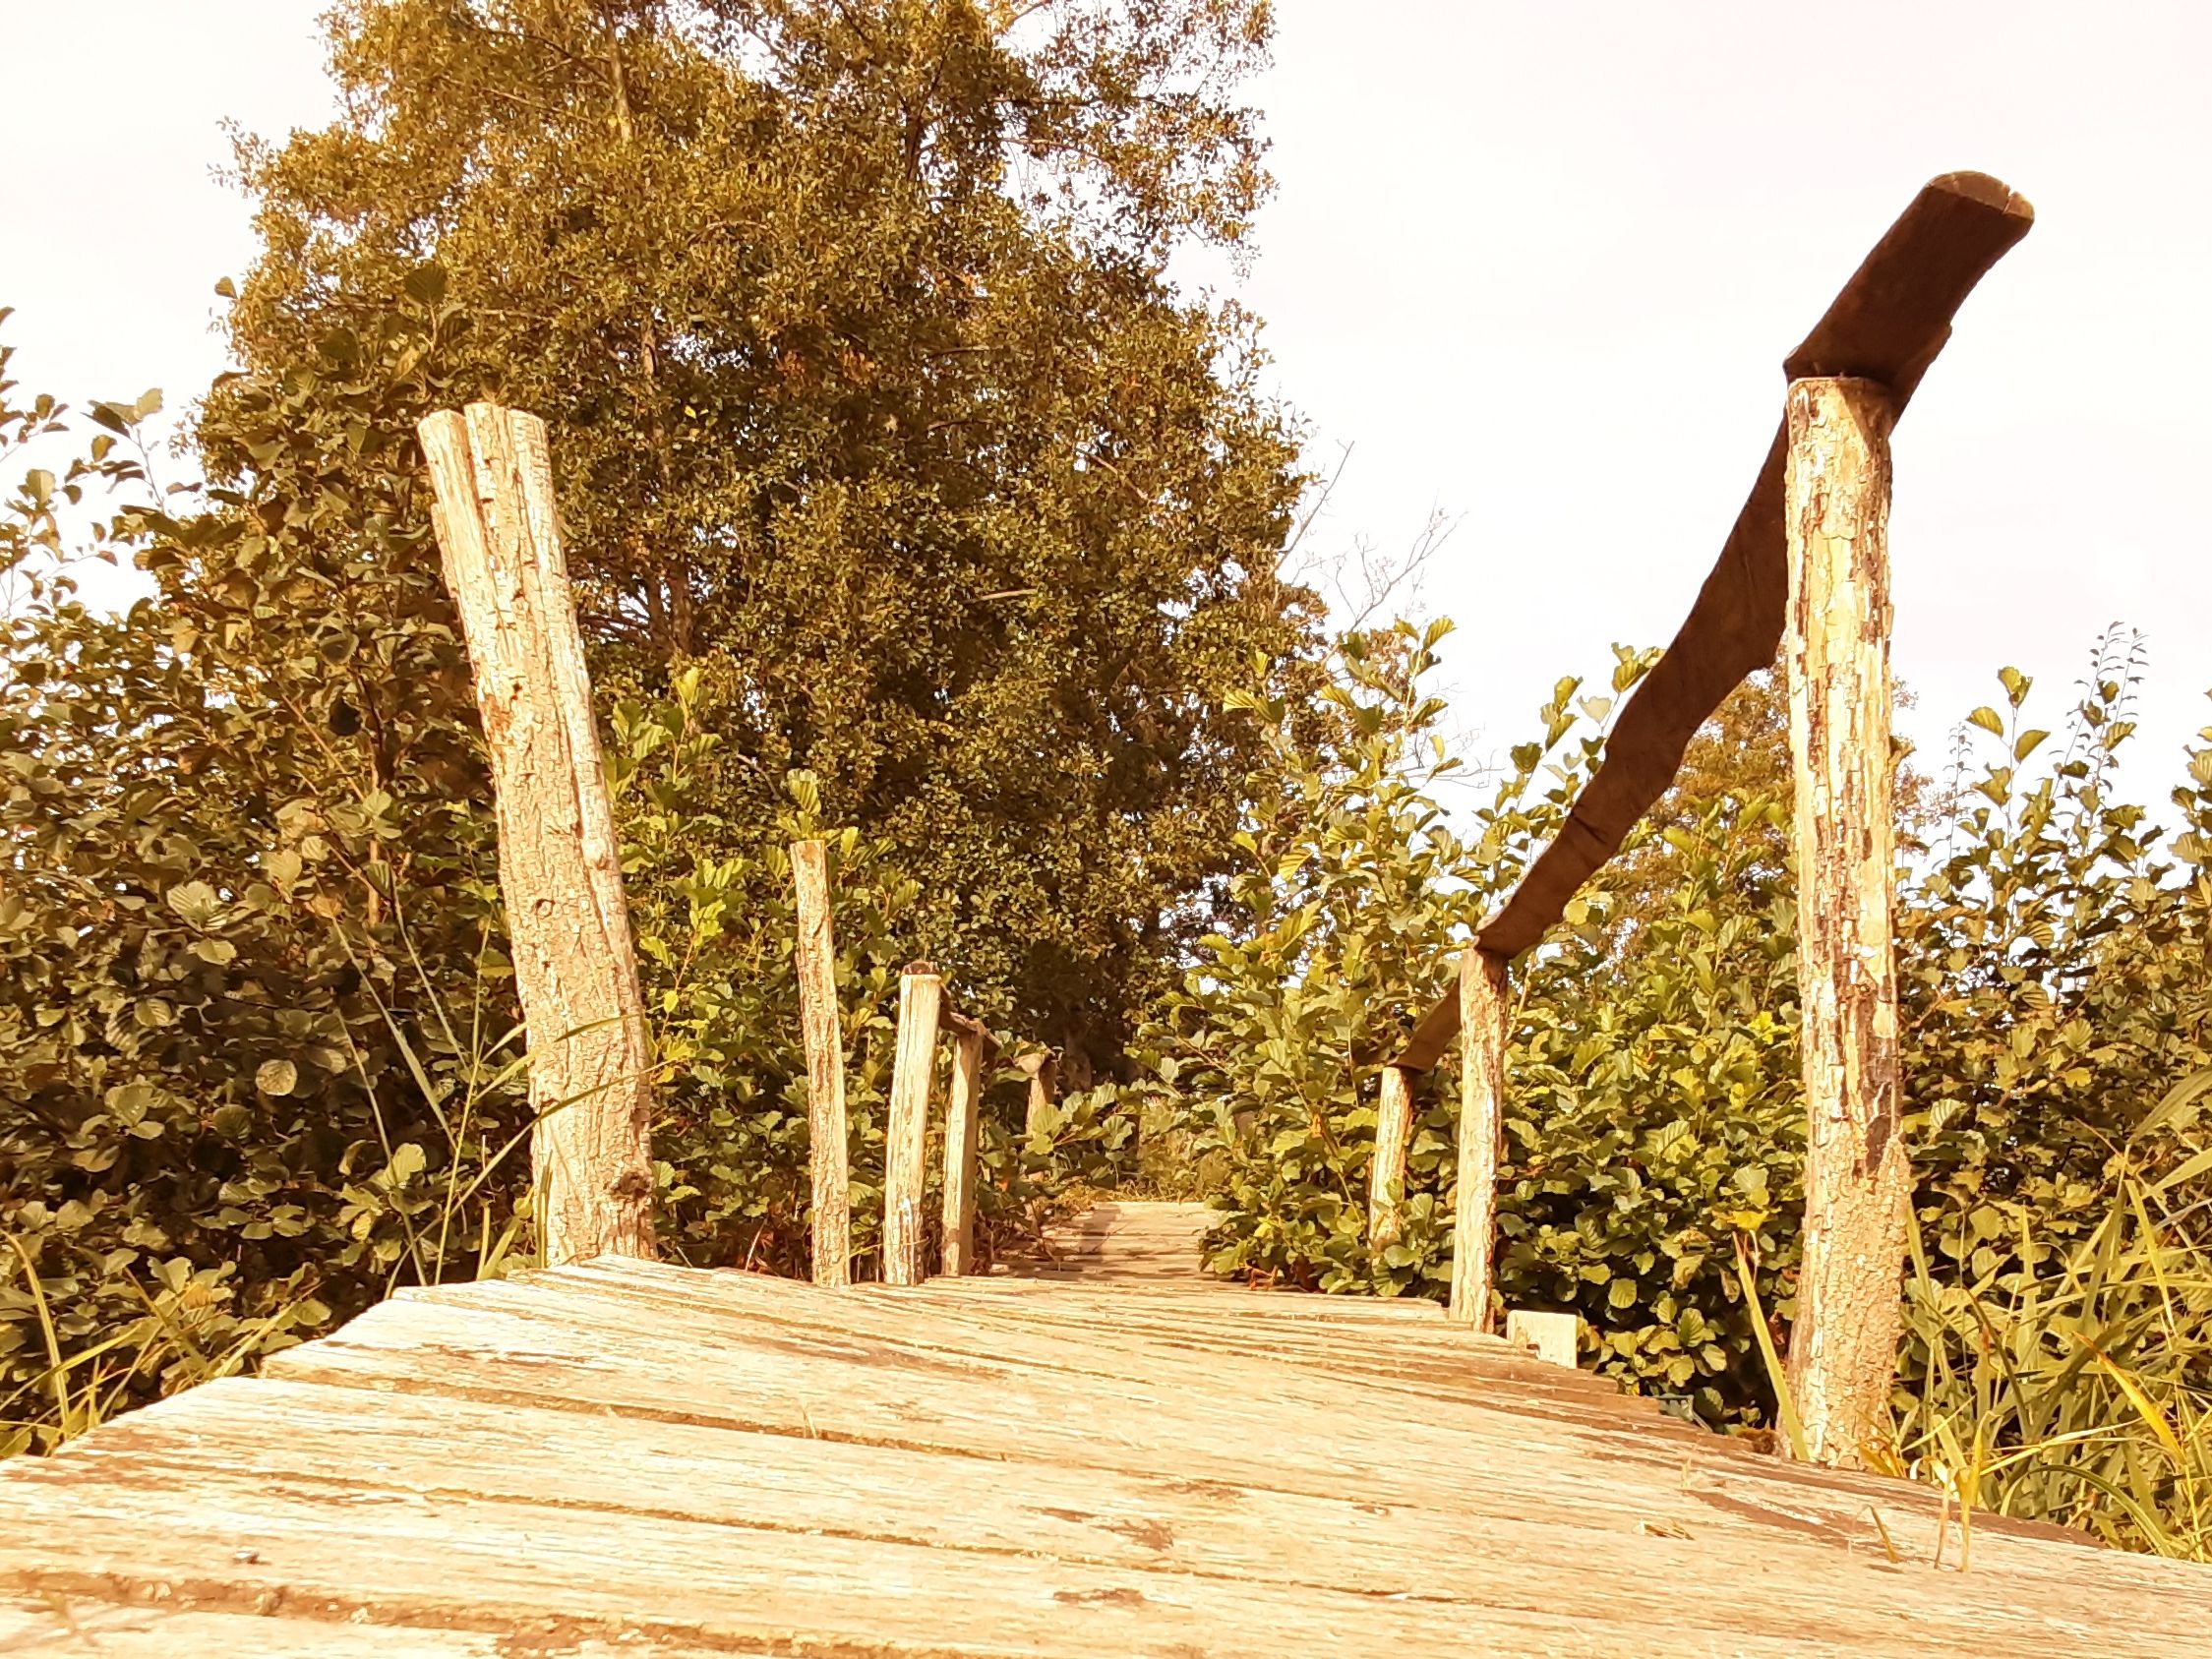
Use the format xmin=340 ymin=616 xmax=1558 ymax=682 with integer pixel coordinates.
xmin=4 ymin=1202 xmax=2207 ymax=1656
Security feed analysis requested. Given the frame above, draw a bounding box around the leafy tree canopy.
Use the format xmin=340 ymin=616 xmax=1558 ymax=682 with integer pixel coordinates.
xmin=225 ymin=0 xmax=1320 ymax=1064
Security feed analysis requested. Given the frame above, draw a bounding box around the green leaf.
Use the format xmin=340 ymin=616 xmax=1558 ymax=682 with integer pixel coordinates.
xmin=256 ymin=1059 xmax=299 ymax=1097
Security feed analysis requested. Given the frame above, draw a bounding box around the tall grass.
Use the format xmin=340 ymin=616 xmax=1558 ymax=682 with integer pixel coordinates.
xmin=1879 ymin=1100 xmax=2212 ymax=1561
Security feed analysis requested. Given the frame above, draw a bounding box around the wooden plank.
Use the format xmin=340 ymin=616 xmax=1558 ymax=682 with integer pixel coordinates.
xmin=1783 ymin=377 xmax=1909 ymax=1467
xmin=0 ymin=1473 xmax=1989 ymax=1659
xmin=274 ymin=1270 xmax=2117 ymax=1581
xmin=560 ymin=1267 xmax=1655 ymax=1430
xmin=267 ymin=1291 xmax=1771 ymax=1520
xmin=789 ymin=838 xmax=851 ymax=1287
xmin=0 ymin=1381 xmax=2189 ymax=1657
xmin=405 ymin=1269 xmax=1684 ymax=1447
xmin=547 ymin=1260 xmax=2049 ymax=1559
xmin=0 ymin=1594 xmax=714 ymax=1657
xmin=417 ymin=403 xmax=655 ymax=1265
xmin=1450 ymin=947 xmax=1509 ymax=1329
xmin=881 ymin=964 xmax=942 ymax=1285
xmin=939 ymin=1024 xmax=986 ymax=1275
xmin=525 ymin=1263 xmax=2140 ymax=1570
xmin=1475 ymin=173 xmax=2032 ymax=961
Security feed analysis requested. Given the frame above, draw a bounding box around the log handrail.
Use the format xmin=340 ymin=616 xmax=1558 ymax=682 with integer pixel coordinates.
xmin=1382 ymin=172 xmax=2033 ymax=1071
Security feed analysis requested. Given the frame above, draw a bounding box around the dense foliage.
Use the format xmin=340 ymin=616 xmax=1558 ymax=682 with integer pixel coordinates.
xmin=0 ymin=310 xmax=1109 ymax=1452
xmin=3 ymin=0 xmax=2206 ymax=1563
xmin=225 ymin=0 xmax=1322 ymax=1067
xmin=1132 ymin=620 xmax=2212 ymax=1546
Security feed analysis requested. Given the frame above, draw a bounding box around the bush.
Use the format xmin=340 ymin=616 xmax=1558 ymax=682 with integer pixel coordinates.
xmin=1137 ymin=619 xmax=2212 ymax=1501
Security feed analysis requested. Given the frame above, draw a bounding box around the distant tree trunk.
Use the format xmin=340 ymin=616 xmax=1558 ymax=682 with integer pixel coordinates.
xmin=418 ymin=402 xmax=657 ymax=1266
xmin=1781 ymin=376 xmax=1905 ymax=1467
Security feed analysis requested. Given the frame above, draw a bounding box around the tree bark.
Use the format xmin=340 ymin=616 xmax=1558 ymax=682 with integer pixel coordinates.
xmin=1781 ymin=375 xmax=1906 ymax=1468
xmin=790 ymin=839 xmax=851 ymax=1287
xmin=940 ymin=1025 xmax=986 ymax=1276
xmin=1368 ymin=1064 xmax=1414 ymax=1250
xmin=883 ymin=965 xmax=943 ymax=1286
xmin=418 ymin=403 xmax=655 ymax=1266
xmin=1449 ymin=947 xmax=1508 ymax=1330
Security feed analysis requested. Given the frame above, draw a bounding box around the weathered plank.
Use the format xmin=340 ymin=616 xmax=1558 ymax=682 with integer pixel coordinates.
xmin=0 ymin=1595 xmax=705 ymax=1657
xmin=1507 ymin=1308 xmax=1582 ymax=1369
xmin=0 ymin=1380 xmax=2182 ymax=1658
xmin=5 ymin=1203 xmax=2205 ymax=1658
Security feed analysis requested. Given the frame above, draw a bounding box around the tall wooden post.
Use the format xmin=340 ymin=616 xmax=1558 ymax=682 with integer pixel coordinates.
xmin=1368 ymin=1064 xmax=1414 ymax=1250
xmin=883 ymin=963 xmax=943 ymax=1286
xmin=1449 ymin=947 xmax=1509 ymax=1329
xmin=940 ymin=1022 xmax=987 ymax=1275
xmin=790 ymin=839 xmax=851 ymax=1287
xmin=1781 ymin=376 xmax=1906 ymax=1467
xmin=418 ymin=403 xmax=655 ymax=1266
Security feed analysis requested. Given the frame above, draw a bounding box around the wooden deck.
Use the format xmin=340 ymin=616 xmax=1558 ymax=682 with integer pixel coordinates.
xmin=1 ymin=1202 xmax=2204 ymax=1655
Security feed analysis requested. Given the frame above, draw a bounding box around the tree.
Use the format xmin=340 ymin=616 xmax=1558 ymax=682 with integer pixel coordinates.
xmin=222 ymin=0 xmax=1321 ymax=1065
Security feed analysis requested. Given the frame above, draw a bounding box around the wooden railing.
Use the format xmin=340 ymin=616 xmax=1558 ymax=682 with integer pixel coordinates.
xmin=1367 ymin=176 xmax=2033 ymax=1448
xmin=415 ymin=172 xmax=2033 ymax=1462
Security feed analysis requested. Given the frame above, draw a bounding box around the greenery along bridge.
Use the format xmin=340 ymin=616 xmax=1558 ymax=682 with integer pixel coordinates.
xmin=7 ymin=173 xmax=2209 ymax=1652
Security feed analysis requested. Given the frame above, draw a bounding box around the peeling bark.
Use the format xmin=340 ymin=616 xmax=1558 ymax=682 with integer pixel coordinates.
xmin=1449 ymin=948 xmax=1509 ymax=1331
xmin=790 ymin=839 xmax=851 ymax=1287
xmin=418 ymin=404 xmax=656 ymax=1266
xmin=1781 ymin=376 xmax=1905 ymax=1467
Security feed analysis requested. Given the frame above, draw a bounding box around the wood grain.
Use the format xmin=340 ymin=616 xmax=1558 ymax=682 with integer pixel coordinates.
xmin=881 ymin=965 xmax=942 ymax=1285
xmin=1368 ymin=1064 xmax=1414 ymax=1247
xmin=417 ymin=404 xmax=655 ymax=1265
xmin=940 ymin=1023 xmax=986 ymax=1274
xmin=1450 ymin=947 xmax=1509 ymax=1329
xmin=3 ymin=1203 xmax=2203 ymax=1657
xmin=789 ymin=838 xmax=852 ymax=1287
xmin=1782 ymin=377 xmax=1909 ymax=1466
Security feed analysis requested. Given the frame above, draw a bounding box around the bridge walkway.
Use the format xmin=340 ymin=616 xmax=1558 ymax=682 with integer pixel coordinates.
xmin=0 ymin=1202 xmax=2202 ymax=1655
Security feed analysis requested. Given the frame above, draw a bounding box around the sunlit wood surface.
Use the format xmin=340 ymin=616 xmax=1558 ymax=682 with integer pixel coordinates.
xmin=2 ymin=1201 xmax=2203 ymax=1655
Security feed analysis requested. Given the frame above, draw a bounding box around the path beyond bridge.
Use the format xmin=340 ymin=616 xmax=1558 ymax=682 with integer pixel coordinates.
xmin=1 ymin=1202 xmax=2202 ymax=1655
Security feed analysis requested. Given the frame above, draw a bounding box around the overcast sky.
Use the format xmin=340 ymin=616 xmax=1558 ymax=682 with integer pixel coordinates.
xmin=4 ymin=1 xmax=2208 ymax=805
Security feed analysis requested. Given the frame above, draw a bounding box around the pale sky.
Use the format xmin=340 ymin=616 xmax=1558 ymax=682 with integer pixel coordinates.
xmin=4 ymin=1 xmax=2209 ymax=808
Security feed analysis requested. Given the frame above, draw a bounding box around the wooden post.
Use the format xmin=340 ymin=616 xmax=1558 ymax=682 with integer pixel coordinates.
xmin=1781 ymin=376 xmax=1906 ymax=1468
xmin=418 ymin=403 xmax=655 ymax=1266
xmin=940 ymin=1022 xmax=987 ymax=1276
xmin=1449 ymin=946 xmax=1508 ymax=1330
xmin=1019 ymin=1051 xmax=1058 ymax=1139
xmin=882 ymin=963 xmax=943 ymax=1286
xmin=790 ymin=839 xmax=850 ymax=1287
xmin=1368 ymin=1064 xmax=1414 ymax=1250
